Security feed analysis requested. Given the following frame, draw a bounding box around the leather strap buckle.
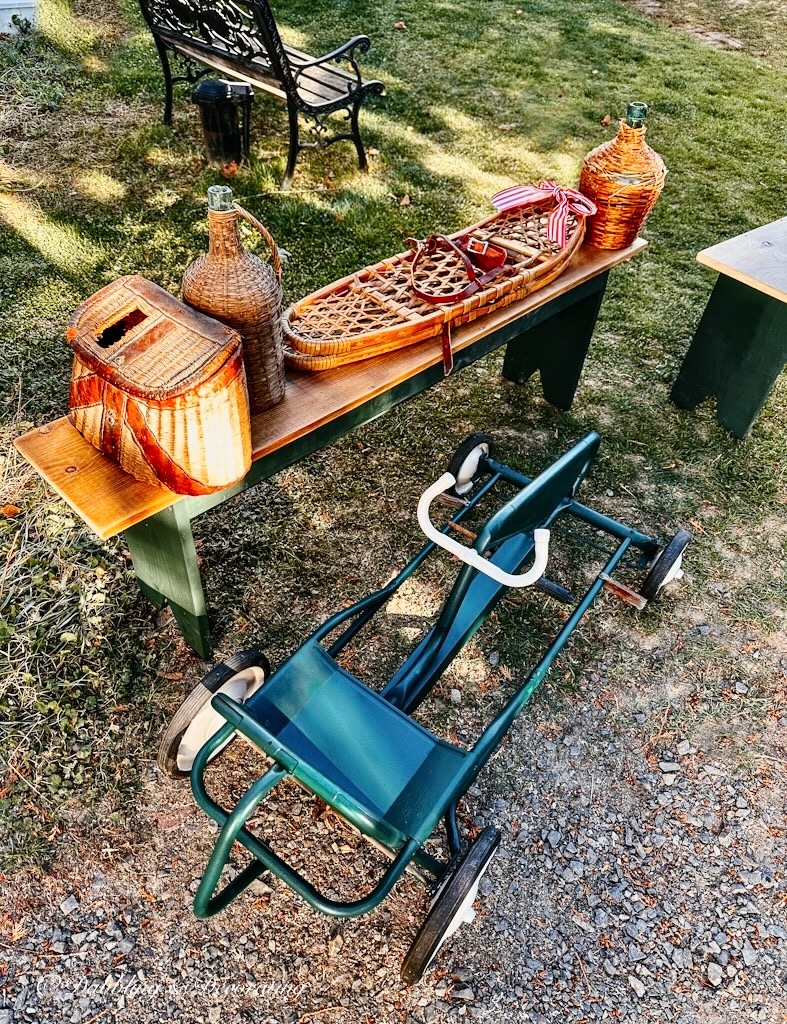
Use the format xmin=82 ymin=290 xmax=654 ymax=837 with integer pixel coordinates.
xmin=463 ymin=236 xmax=507 ymax=271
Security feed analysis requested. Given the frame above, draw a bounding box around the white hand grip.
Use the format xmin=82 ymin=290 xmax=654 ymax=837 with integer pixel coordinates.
xmin=417 ymin=472 xmax=550 ymax=588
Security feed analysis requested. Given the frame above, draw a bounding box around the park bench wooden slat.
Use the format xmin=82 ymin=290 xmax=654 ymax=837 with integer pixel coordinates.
xmin=156 ymin=37 xmax=287 ymax=100
xmin=156 ymin=37 xmax=359 ymax=107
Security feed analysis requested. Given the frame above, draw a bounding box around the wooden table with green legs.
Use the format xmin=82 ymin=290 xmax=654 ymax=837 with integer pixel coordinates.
xmin=670 ymin=217 xmax=787 ymax=437
xmin=15 ymin=239 xmax=644 ymax=660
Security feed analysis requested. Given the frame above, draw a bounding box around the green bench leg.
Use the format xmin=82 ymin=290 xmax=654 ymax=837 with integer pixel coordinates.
xmin=136 ymin=578 xmax=166 ymax=610
xmin=502 ymin=273 xmax=609 ymax=410
xmin=124 ymin=502 xmax=212 ymax=660
xmin=671 ymin=275 xmax=787 ymax=438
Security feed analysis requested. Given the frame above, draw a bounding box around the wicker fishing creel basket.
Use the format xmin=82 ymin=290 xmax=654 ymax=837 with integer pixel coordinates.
xmin=579 ymin=113 xmax=667 ymax=250
xmin=182 ymin=187 xmax=285 ymax=414
xmin=67 ymin=275 xmax=251 ymax=495
xmin=283 ymin=197 xmax=586 ymax=371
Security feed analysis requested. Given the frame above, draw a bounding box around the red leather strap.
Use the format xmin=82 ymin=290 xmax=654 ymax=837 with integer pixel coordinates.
xmin=462 ymin=235 xmax=507 ymax=271
xmin=408 ymin=235 xmax=480 ymax=304
xmin=408 ymin=234 xmax=510 ymax=306
xmin=406 ymin=233 xmax=511 ymax=374
xmin=441 ymin=322 xmax=454 ymax=376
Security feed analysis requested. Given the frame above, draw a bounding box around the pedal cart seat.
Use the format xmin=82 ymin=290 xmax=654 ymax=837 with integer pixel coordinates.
xmin=170 ymin=431 xmax=690 ymax=983
xmin=212 ymin=638 xmax=469 ymax=848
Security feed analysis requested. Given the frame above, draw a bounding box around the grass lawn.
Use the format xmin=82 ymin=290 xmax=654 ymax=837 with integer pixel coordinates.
xmin=0 ymin=0 xmax=785 ymax=868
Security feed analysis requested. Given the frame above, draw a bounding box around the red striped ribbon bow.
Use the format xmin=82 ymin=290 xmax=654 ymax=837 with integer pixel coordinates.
xmin=491 ymin=181 xmax=597 ymax=248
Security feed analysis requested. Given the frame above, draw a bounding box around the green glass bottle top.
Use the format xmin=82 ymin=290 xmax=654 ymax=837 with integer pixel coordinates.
xmin=625 ymin=102 xmax=648 ymax=129
xmin=207 ymin=184 xmax=234 ymax=211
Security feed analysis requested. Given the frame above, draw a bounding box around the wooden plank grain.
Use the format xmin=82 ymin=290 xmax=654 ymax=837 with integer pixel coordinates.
xmin=697 ymin=217 xmax=787 ymax=303
xmin=14 ymin=419 xmax=176 ymax=540
xmin=15 ymin=240 xmax=645 ymax=540
xmin=248 ymin=238 xmax=646 ymax=457
xmin=168 ymin=39 xmax=288 ymax=101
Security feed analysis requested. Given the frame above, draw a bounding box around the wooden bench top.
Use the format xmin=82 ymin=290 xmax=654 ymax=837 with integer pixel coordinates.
xmin=698 ymin=216 xmax=787 ymax=304
xmin=15 ymin=239 xmax=645 ymax=541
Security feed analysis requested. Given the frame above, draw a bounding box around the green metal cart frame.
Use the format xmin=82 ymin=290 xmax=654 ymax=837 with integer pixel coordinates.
xmin=167 ymin=431 xmax=689 ymax=982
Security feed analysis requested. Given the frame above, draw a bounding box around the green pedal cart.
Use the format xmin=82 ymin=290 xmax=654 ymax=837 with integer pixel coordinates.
xmin=159 ymin=431 xmax=690 ymax=983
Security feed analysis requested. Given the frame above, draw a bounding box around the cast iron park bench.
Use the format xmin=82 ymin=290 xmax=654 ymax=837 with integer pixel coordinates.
xmin=137 ymin=0 xmax=385 ymax=188
xmin=15 ymin=240 xmax=645 ymax=661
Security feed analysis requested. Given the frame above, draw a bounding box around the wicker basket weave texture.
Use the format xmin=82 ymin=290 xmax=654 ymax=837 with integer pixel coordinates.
xmin=182 ymin=207 xmax=285 ymax=414
xmin=284 ymin=202 xmax=584 ymax=371
xmin=579 ymin=121 xmax=666 ymax=250
xmin=69 ymin=357 xmax=251 ymax=493
xmin=67 ymin=275 xmax=251 ymax=495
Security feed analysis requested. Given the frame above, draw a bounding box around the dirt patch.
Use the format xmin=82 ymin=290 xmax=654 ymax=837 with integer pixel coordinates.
xmin=621 ymin=0 xmax=787 ymax=65
xmin=626 ymin=0 xmax=745 ymax=49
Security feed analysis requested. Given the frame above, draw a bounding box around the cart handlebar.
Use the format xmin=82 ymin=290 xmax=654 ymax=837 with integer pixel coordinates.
xmin=417 ymin=473 xmax=550 ymax=588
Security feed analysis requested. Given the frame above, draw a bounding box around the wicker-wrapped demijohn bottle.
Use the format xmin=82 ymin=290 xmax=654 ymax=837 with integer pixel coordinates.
xmin=182 ymin=185 xmax=285 ymax=413
xmin=579 ymin=102 xmax=666 ymax=249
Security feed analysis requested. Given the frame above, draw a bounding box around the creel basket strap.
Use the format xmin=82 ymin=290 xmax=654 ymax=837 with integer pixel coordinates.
xmin=234 ymin=204 xmax=283 ymax=280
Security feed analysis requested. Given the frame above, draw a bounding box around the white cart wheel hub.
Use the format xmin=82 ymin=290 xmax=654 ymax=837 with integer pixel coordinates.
xmin=659 ymin=553 xmax=684 ymax=589
xmin=176 ymin=666 xmax=265 ymax=772
xmin=454 ymin=444 xmax=490 ymax=495
xmin=424 ymin=849 xmax=496 ymax=972
xmin=443 ymin=880 xmax=480 ymax=939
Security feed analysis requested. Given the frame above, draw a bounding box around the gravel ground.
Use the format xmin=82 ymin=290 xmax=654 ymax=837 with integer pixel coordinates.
xmin=2 ymin=620 xmax=785 ymax=1024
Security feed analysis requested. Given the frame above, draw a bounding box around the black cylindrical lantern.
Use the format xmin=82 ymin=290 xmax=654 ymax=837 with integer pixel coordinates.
xmin=231 ymin=82 xmax=254 ymax=160
xmin=191 ymin=79 xmax=254 ymax=174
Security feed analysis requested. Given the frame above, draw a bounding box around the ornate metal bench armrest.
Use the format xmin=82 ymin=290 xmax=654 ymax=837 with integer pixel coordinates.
xmin=294 ymin=34 xmax=371 ymax=90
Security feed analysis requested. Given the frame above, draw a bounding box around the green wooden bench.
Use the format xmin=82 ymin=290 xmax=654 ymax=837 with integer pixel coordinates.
xmin=15 ymin=240 xmax=644 ymax=660
xmin=671 ymin=217 xmax=787 ymax=437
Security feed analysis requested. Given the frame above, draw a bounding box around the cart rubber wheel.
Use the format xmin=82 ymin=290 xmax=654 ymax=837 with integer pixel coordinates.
xmin=401 ymin=826 xmax=501 ymax=985
xmin=447 ymin=432 xmax=494 ymax=496
xmin=157 ymin=649 xmax=271 ymax=778
xmin=640 ymin=529 xmax=692 ymax=602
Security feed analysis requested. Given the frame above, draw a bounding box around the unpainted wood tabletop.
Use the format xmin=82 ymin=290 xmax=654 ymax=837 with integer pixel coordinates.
xmin=697 ymin=216 xmax=787 ymax=303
